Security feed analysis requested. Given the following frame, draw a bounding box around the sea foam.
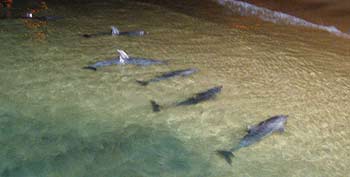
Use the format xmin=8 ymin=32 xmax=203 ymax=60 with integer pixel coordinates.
xmin=216 ymin=0 xmax=350 ymax=38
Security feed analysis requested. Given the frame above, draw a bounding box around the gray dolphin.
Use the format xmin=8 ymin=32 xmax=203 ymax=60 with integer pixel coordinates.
xmin=151 ymin=86 xmax=222 ymax=112
xmin=136 ymin=68 xmax=198 ymax=86
xmin=83 ymin=50 xmax=166 ymax=71
xmin=21 ymin=12 xmax=63 ymax=21
xmin=83 ymin=26 xmax=146 ymax=38
xmin=217 ymin=115 xmax=288 ymax=165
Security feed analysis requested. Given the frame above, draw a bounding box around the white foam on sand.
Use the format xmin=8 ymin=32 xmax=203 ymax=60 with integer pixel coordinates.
xmin=216 ymin=0 xmax=350 ymax=38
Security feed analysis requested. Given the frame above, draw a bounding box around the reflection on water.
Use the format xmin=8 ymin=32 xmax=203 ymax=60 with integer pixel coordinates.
xmin=1 ymin=0 xmax=50 ymax=41
xmin=0 ymin=0 xmax=350 ymax=177
xmin=23 ymin=0 xmax=49 ymax=41
xmin=1 ymin=0 xmax=48 ymax=18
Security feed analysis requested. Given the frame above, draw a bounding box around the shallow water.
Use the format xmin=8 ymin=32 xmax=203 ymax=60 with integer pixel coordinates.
xmin=0 ymin=0 xmax=350 ymax=177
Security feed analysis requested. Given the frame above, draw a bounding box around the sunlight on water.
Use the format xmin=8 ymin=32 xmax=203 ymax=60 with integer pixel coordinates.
xmin=0 ymin=0 xmax=350 ymax=176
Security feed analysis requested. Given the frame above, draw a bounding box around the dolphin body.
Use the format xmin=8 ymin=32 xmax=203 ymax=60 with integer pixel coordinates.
xmin=21 ymin=13 xmax=63 ymax=21
xmin=83 ymin=26 xmax=146 ymax=38
xmin=217 ymin=115 xmax=288 ymax=165
xmin=136 ymin=68 xmax=198 ymax=86
xmin=1 ymin=12 xmax=63 ymax=21
xmin=150 ymin=86 xmax=222 ymax=112
xmin=83 ymin=50 xmax=166 ymax=71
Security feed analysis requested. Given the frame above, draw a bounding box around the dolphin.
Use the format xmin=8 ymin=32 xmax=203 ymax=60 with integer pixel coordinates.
xmin=82 ymin=26 xmax=146 ymax=38
xmin=21 ymin=12 xmax=63 ymax=21
xmin=150 ymin=86 xmax=222 ymax=112
xmin=217 ymin=115 xmax=288 ymax=165
xmin=136 ymin=68 xmax=198 ymax=86
xmin=83 ymin=49 xmax=166 ymax=71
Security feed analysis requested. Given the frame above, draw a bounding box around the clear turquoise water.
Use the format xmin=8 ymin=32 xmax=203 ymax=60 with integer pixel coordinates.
xmin=1 ymin=0 xmax=350 ymax=176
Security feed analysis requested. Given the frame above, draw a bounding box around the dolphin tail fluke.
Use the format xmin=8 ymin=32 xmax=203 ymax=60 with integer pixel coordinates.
xmin=83 ymin=66 xmax=97 ymax=71
xmin=150 ymin=100 xmax=161 ymax=112
xmin=216 ymin=150 xmax=234 ymax=165
xmin=136 ymin=80 xmax=149 ymax=86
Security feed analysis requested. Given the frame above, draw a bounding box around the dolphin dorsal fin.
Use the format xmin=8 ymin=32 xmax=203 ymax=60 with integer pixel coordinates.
xmin=117 ymin=49 xmax=129 ymax=64
xmin=111 ymin=26 xmax=120 ymax=36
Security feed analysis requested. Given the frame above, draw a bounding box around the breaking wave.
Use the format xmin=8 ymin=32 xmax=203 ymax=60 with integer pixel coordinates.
xmin=216 ymin=0 xmax=350 ymax=38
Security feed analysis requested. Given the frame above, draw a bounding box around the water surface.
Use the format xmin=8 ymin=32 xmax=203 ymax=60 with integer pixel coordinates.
xmin=0 ymin=0 xmax=350 ymax=176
